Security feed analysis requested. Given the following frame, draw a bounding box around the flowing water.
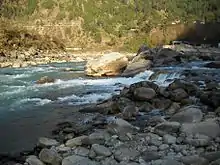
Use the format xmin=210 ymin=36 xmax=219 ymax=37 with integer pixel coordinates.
xmin=0 ymin=61 xmax=216 ymax=154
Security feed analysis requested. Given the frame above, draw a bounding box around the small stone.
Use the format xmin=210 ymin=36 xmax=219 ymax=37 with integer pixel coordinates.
xmin=141 ymin=151 xmax=161 ymax=162
xmin=134 ymin=87 xmax=156 ymax=101
xmin=39 ymin=148 xmax=62 ymax=165
xmin=181 ymin=155 xmax=208 ymax=165
xmin=91 ymin=144 xmax=112 ymax=157
xmin=184 ymin=134 xmax=210 ymax=147
xmin=56 ymin=145 xmax=71 ymax=153
xmin=101 ymin=158 xmax=119 ymax=165
xmin=154 ymin=122 xmax=180 ymax=136
xmin=38 ymin=137 xmax=59 ymax=148
xmin=83 ymin=132 xmax=106 ymax=145
xmin=210 ymin=158 xmax=220 ymax=165
xmin=65 ymin=135 xmax=88 ymax=147
xmin=26 ymin=155 xmax=44 ymax=165
xmin=114 ymin=146 xmax=140 ymax=162
xmin=74 ymin=147 xmax=90 ymax=157
xmin=159 ymin=144 xmax=169 ymax=151
xmin=148 ymin=146 xmax=158 ymax=152
xmin=163 ymin=134 xmax=176 ymax=144
xmin=89 ymin=149 xmax=97 ymax=159
xmin=62 ymin=155 xmax=98 ymax=165
xmin=147 ymin=133 xmax=162 ymax=146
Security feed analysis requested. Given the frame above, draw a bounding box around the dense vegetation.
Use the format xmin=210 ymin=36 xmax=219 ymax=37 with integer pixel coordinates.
xmin=0 ymin=0 xmax=220 ymax=51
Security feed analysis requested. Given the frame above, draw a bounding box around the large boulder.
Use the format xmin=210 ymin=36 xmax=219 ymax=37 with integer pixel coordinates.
xmin=169 ymin=106 xmax=203 ymax=123
xmin=85 ymin=52 xmax=128 ymax=76
xmin=180 ymin=119 xmax=220 ymax=138
xmin=121 ymin=58 xmax=152 ymax=77
xmin=133 ymin=87 xmax=156 ymax=101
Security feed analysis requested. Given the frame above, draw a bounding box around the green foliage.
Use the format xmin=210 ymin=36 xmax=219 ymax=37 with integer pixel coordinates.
xmin=0 ymin=0 xmax=220 ymax=51
xmin=41 ymin=0 xmax=56 ymax=9
xmin=26 ymin=0 xmax=37 ymax=15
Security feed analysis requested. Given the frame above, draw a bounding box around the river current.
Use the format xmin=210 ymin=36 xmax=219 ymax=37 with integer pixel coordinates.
xmin=0 ymin=61 xmax=213 ymax=153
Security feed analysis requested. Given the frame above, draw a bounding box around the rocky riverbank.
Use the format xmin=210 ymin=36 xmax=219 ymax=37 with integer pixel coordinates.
xmin=2 ymin=77 xmax=220 ymax=165
xmin=1 ymin=44 xmax=220 ymax=165
xmin=85 ymin=44 xmax=220 ymax=77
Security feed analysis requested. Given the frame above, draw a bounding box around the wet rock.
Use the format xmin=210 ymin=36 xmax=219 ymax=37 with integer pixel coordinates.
xmin=39 ymin=148 xmax=61 ymax=165
xmin=200 ymin=90 xmax=220 ymax=108
xmin=159 ymin=144 xmax=169 ymax=151
xmin=74 ymin=147 xmax=90 ymax=157
xmin=204 ymin=61 xmax=220 ymax=68
xmin=184 ymin=134 xmax=211 ymax=147
xmin=62 ymin=155 xmax=99 ymax=165
xmin=180 ymin=119 xmax=220 ymax=138
xmin=170 ymin=88 xmax=188 ymax=101
xmin=154 ymin=121 xmax=180 ymax=136
xmin=133 ymin=87 xmax=156 ymax=101
xmin=56 ymin=145 xmax=71 ymax=153
xmin=141 ymin=151 xmax=161 ymax=162
xmin=168 ymin=79 xmax=199 ymax=96
xmin=38 ymin=137 xmax=59 ymax=148
xmin=26 ymin=155 xmax=44 ymax=165
xmin=147 ymin=133 xmax=162 ymax=146
xmin=82 ymin=131 xmax=109 ymax=145
xmin=36 ymin=76 xmax=55 ymax=84
xmin=100 ymin=157 xmax=119 ymax=165
xmin=91 ymin=144 xmax=112 ymax=157
xmin=85 ymin=52 xmax=128 ymax=76
xmin=151 ymin=159 xmax=183 ymax=165
xmin=114 ymin=146 xmax=140 ymax=162
xmin=210 ymin=159 xmax=220 ymax=165
xmin=201 ymin=151 xmax=220 ymax=163
xmin=163 ymin=134 xmax=176 ymax=144
xmin=122 ymin=105 xmax=139 ymax=120
xmin=152 ymin=98 xmax=172 ymax=110
xmin=166 ymin=102 xmax=180 ymax=115
xmin=180 ymin=155 xmax=208 ymax=165
xmin=65 ymin=135 xmax=88 ymax=147
xmin=121 ymin=58 xmax=152 ymax=77
xmin=169 ymin=106 xmax=203 ymax=123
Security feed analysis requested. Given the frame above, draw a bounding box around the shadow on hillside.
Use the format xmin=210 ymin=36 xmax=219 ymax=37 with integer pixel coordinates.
xmin=173 ymin=22 xmax=220 ymax=47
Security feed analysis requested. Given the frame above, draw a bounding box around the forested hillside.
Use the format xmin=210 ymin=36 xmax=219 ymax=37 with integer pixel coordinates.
xmin=0 ymin=0 xmax=220 ymax=51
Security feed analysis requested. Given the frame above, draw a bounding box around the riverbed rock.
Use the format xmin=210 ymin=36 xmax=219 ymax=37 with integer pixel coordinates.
xmin=26 ymin=155 xmax=44 ymax=165
xmin=121 ymin=58 xmax=152 ymax=77
xmin=169 ymin=106 xmax=203 ymax=123
xmin=154 ymin=121 xmax=180 ymax=136
xmin=122 ymin=105 xmax=139 ymax=120
xmin=39 ymin=148 xmax=62 ymax=165
xmin=204 ymin=61 xmax=220 ymax=68
xmin=200 ymin=89 xmax=220 ymax=108
xmin=38 ymin=137 xmax=59 ymax=148
xmin=133 ymin=87 xmax=156 ymax=101
xmin=170 ymin=88 xmax=188 ymax=101
xmin=36 ymin=76 xmax=55 ymax=84
xmin=85 ymin=52 xmax=128 ymax=76
xmin=180 ymin=155 xmax=208 ymax=165
xmin=163 ymin=134 xmax=177 ymax=144
xmin=62 ymin=155 xmax=99 ymax=165
xmin=65 ymin=135 xmax=88 ymax=147
xmin=114 ymin=146 xmax=140 ymax=162
xmin=91 ymin=144 xmax=112 ymax=157
xmin=168 ymin=79 xmax=199 ymax=96
xmin=180 ymin=119 xmax=220 ymax=138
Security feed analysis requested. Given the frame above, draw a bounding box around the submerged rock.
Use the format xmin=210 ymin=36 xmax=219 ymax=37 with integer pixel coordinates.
xmin=36 ymin=76 xmax=55 ymax=84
